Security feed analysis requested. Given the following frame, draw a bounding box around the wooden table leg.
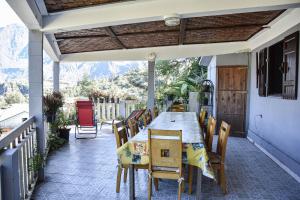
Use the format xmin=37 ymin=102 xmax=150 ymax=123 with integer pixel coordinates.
xmin=129 ymin=165 xmax=135 ymax=200
xmin=196 ymin=168 xmax=202 ymax=200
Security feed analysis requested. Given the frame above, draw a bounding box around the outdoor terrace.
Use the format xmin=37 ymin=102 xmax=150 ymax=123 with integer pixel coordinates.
xmin=32 ymin=125 xmax=300 ymax=200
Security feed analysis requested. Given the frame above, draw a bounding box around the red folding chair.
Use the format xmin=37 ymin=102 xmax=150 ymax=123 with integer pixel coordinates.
xmin=75 ymin=100 xmax=98 ymax=139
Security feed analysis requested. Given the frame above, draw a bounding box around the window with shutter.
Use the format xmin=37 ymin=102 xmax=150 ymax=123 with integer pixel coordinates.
xmin=256 ymin=52 xmax=259 ymax=88
xmin=282 ymin=32 xmax=299 ymax=99
xmin=258 ymin=48 xmax=267 ymax=96
xmin=268 ymin=41 xmax=283 ymax=96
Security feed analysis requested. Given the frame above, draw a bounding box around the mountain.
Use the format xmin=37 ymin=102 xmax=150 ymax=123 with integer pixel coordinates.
xmin=0 ymin=24 xmax=146 ymax=84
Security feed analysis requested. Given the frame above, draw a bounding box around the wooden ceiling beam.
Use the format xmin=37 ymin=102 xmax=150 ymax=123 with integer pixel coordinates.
xmin=105 ymin=27 xmax=127 ymax=49
xmin=179 ymin=19 xmax=187 ymax=45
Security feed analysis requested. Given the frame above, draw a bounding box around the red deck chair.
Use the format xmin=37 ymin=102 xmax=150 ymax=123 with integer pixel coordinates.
xmin=75 ymin=100 xmax=98 ymax=139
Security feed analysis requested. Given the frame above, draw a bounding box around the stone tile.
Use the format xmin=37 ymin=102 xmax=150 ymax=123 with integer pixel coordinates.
xmin=32 ymin=125 xmax=300 ymax=200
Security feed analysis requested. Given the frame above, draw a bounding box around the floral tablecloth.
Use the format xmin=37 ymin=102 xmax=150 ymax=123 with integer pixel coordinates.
xmin=116 ymin=112 xmax=215 ymax=179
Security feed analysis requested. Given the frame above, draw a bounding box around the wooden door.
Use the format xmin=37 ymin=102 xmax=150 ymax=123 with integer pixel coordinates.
xmin=217 ymin=66 xmax=247 ymax=137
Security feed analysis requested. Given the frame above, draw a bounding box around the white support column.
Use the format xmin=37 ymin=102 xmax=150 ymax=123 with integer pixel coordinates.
xmin=53 ymin=61 xmax=60 ymax=92
xmin=28 ymin=30 xmax=45 ymax=181
xmin=147 ymin=53 xmax=156 ymax=110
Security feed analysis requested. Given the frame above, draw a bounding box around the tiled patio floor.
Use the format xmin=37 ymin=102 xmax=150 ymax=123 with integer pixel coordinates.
xmin=32 ymin=125 xmax=300 ymax=200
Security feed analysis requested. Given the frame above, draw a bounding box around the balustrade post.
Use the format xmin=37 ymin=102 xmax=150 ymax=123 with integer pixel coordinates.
xmin=97 ymin=98 xmax=101 ymax=122
xmin=112 ymin=102 xmax=116 ymax=119
xmin=107 ymin=102 xmax=111 ymax=120
xmin=101 ymin=102 xmax=106 ymax=120
xmin=119 ymin=101 xmax=126 ymax=118
xmin=2 ymin=149 xmax=21 ymax=200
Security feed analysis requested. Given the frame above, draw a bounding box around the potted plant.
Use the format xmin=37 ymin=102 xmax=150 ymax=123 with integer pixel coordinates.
xmin=43 ymin=92 xmax=63 ymax=123
xmin=56 ymin=111 xmax=71 ymax=141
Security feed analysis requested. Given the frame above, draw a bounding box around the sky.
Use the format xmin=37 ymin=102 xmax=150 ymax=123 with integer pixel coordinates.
xmin=0 ymin=0 xmax=23 ymax=27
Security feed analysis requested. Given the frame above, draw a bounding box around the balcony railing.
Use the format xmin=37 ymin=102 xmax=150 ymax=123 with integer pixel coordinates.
xmin=0 ymin=117 xmax=38 ymax=200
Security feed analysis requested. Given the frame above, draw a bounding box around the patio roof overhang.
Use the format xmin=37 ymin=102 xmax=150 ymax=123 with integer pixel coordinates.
xmin=6 ymin=0 xmax=300 ymax=61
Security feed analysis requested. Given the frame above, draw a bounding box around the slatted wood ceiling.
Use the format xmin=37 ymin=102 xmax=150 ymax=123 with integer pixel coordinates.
xmin=45 ymin=0 xmax=131 ymax=12
xmin=53 ymin=10 xmax=285 ymax=54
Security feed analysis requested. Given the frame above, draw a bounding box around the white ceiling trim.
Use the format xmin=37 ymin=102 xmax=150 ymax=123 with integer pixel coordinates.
xmin=60 ymin=41 xmax=249 ymax=62
xmin=42 ymin=0 xmax=300 ymax=33
xmin=248 ymin=8 xmax=300 ymax=50
xmin=5 ymin=0 xmax=42 ymax=30
xmin=43 ymin=34 xmax=61 ymax=61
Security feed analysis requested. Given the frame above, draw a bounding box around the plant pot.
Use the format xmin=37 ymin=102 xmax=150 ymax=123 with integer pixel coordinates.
xmin=203 ymin=98 xmax=209 ymax=105
xmin=203 ymin=85 xmax=210 ymax=93
xmin=46 ymin=114 xmax=56 ymax=123
xmin=58 ymin=128 xmax=71 ymax=141
xmin=111 ymin=98 xmax=115 ymax=103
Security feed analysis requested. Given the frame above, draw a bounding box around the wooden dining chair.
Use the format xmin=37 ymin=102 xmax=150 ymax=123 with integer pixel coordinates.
xmin=113 ymin=121 xmax=129 ymax=193
xmin=199 ymin=109 xmax=207 ymax=131
xmin=188 ymin=116 xmax=216 ymax=195
xmin=205 ymin=116 xmax=216 ymax=152
xmin=171 ymin=104 xmax=185 ymax=112
xmin=208 ymin=121 xmax=231 ymax=194
xmin=142 ymin=110 xmax=152 ymax=128
xmin=127 ymin=117 xmax=139 ymax=137
xmin=148 ymin=129 xmax=184 ymax=200
xmin=113 ymin=121 xmax=148 ymax=193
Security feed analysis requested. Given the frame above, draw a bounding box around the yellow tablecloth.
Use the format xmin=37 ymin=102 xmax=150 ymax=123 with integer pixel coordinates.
xmin=117 ymin=115 xmax=215 ymax=179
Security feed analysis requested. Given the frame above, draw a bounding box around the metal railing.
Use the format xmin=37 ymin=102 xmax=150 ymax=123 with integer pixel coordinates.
xmin=0 ymin=116 xmax=38 ymax=200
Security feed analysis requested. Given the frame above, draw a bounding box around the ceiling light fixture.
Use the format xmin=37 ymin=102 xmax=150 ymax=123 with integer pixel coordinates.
xmin=164 ymin=14 xmax=180 ymax=26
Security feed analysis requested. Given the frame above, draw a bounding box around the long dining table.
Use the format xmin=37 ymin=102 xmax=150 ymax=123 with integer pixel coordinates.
xmin=117 ymin=112 xmax=215 ymax=200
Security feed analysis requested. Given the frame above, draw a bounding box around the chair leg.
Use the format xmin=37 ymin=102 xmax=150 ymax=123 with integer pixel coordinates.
xmin=123 ymin=167 xmax=128 ymax=183
xmin=220 ymin=165 xmax=227 ymax=194
xmin=178 ymin=180 xmax=182 ymax=200
xmin=116 ymin=166 xmax=122 ymax=193
xmin=188 ymin=165 xmax=194 ymax=194
xmin=154 ymin=178 xmax=159 ymax=191
xmin=148 ymin=177 xmax=152 ymax=200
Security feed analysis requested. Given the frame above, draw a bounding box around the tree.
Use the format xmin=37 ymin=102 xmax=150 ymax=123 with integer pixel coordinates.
xmin=4 ymin=91 xmax=26 ymax=104
xmin=78 ymin=74 xmax=96 ymax=97
xmin=155 ymin=57 xmax=207 ymax=104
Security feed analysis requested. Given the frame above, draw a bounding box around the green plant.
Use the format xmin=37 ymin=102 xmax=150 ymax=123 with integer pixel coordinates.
xmin=88 ymin=90 xmax=106 ymax=101
xmin=43 ymin=92 xmax=63 ymax=117
xmin=28 ymin=149 xmax=45 ymax=173
xmin=47 ymin=132 xmax=67 ymax=152
xmin=56 ymin=111 xmax=72 ymax=130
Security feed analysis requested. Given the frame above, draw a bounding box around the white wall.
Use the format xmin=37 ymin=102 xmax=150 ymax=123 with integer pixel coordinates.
xmin=216 ymin=53 xmax=249 ymax=66
xmin=248 ymin=24 xmax=300 ymax=178
xmin=207 ymin=56 xmax=217 ymax=117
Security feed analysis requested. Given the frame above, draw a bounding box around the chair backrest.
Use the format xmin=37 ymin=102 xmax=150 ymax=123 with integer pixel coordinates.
xmin=148 ymin=129 xmax=182 ymax=172
xmin=76 ymin=100 xmax=95 ymax=127
xmin=217 ymin=121 xmax=231 ymax=163
xmin=142 ymin=110 xmax=152 ymax=127
xmin=171 ymin=104 xmax=185 ymax=112
xmin=205 ymin=116 xmax=216 ymax=152
xmin=199 ymin=109 xmax=207 ymax=129
xmin=113 ymin=121 xmax=128 ymax=148
xmin=128 ymin=118 xmax=139 ymax=137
